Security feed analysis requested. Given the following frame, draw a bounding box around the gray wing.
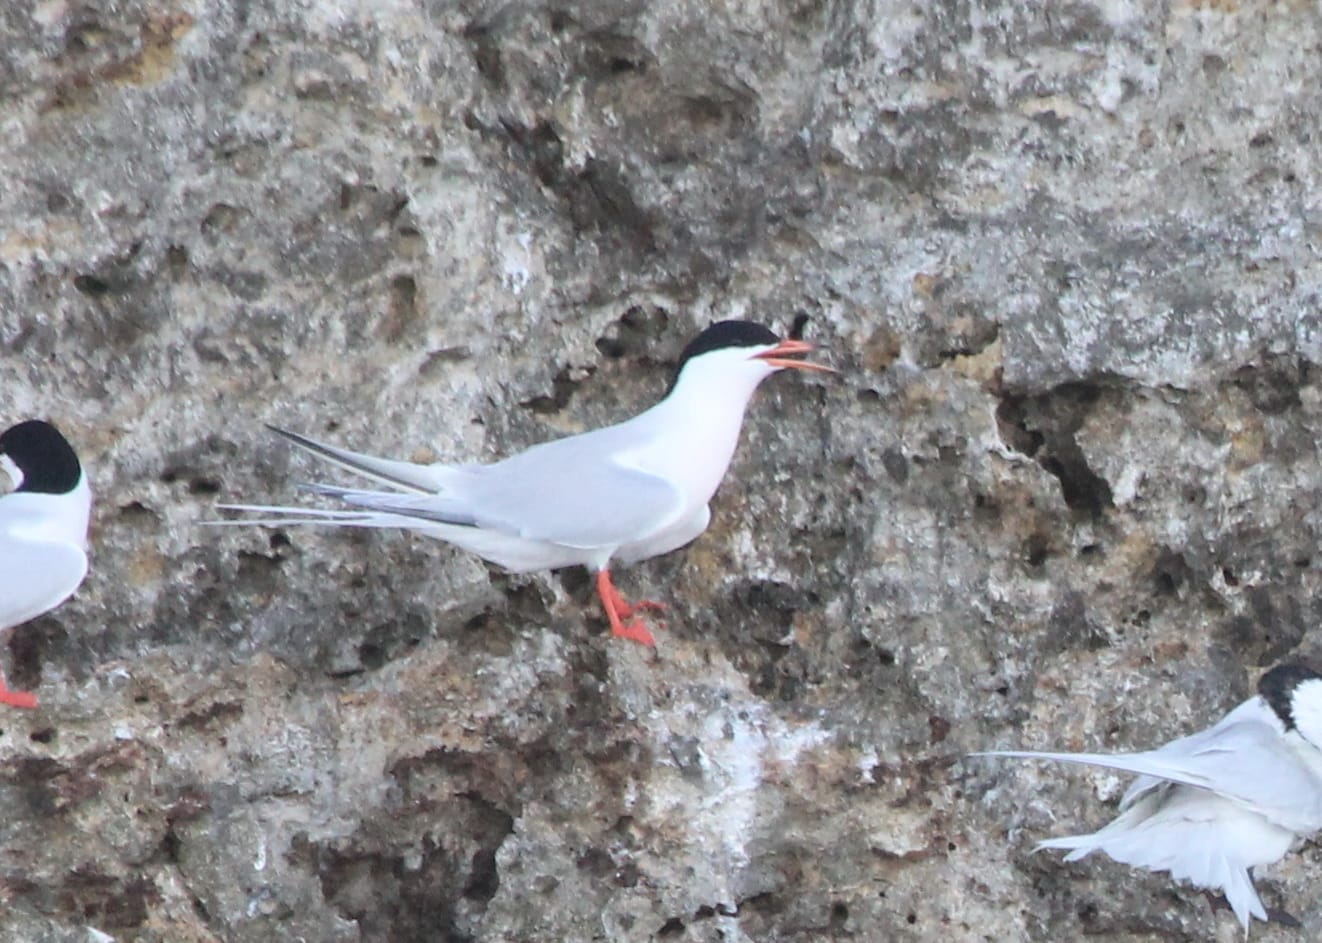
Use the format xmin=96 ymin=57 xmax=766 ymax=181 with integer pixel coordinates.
xmin=0 ymin=539 xmax=88 ymax=630
xmin=1116 ymin=699 xmax=1270 ymax=808
xmin=1151 ymin=721 xmax=1322 ymax=833
xmin=335 ymin=432 xmax=687 ymax=551
xmin=981 ymin=720 xmax=1322 ymax=834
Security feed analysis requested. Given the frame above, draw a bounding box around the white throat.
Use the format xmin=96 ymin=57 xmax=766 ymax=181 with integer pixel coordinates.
xmin=0 ymin=454 xmax=22 ymax=492
xmin=623 ymin=348 xmax=779 ymax=506
xmin=1291 ymin=678 xmax=1322 ymax=749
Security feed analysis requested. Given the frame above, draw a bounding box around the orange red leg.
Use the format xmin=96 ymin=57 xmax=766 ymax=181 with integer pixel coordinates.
xmin=595 ymin=570 xmax=665 ymax=647
xmin=0 ymin=666 xmax=36 ymax=709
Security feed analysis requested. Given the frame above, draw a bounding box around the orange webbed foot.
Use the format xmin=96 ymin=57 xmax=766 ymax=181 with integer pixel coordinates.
xmin=596 ymin=570 xmax=665 ymax=647
xmin=619 ymin=598 xmax=667 ymax=619
xmin=0 ymin=686 xmax=37 ymax=709
xmin=611 ymin=620 xmax=657 ymax=647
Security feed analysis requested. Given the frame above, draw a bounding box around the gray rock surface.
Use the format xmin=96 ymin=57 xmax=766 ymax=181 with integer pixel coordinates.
xmin=3 ymin=0 xmax=1322 ymax=939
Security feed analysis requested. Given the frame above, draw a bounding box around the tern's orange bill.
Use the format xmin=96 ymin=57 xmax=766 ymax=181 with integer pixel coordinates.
xmin=753 ymin=339 xmax=837 ymax=373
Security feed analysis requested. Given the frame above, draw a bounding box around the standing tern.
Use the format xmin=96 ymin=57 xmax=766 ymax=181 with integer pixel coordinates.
xmin=0 ymin=420 xmax=92 ymax=709
xmin=977 ymin=663 xmax=1322 ymax=931
xmin=217 ymin=320 xmax=833 ymax=646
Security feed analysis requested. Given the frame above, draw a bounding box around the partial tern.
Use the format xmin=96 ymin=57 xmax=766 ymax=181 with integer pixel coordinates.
xmin=977 ymin=663 xmax=1322 ymax=930
xmin=218 ymin=320 xmax=833 ymax=646
xmin=0 ymin=420 xmax=92 ymax=708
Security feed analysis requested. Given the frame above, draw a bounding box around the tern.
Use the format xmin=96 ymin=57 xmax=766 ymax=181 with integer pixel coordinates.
xmin=217 ymin=320 xmax=833 ymax=645
xmin=0 ymin=420 xmax=92 ymax=709
xmin=977 ymin=663 xmax=1322 ymax=931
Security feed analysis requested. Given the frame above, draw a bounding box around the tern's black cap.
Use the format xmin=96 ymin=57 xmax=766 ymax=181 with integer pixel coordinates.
xmin=0 ymin=420 xmax=82 ymax=495
xmin=1258 ymin=663 xmax=1322 ymax=730
xmin=672 ymin=320 xmax=781 ymax=380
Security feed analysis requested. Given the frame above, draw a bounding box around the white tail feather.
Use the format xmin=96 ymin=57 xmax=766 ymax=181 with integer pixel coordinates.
xmin=974 ymin=749 xmax=1215 ymax=793
xmin=207 ymin=504 xmax=382 ymax=527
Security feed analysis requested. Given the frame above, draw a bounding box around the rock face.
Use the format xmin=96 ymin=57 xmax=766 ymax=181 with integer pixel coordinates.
xmin=3 ymin=0 xmax=1322 ymax=940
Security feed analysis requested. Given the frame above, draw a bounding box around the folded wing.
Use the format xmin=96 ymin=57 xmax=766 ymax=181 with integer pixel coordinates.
xmin=243 ymin=427 xmax=689 ymax=553
xmin=978 ymin=718 xmax=1322 ymax=834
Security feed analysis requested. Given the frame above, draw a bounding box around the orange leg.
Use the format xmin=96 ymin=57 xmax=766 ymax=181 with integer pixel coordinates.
xmin=595 ymin=570 xmax=664 ymax=647
xmin=597 ymin=576 xmax=668 ymax=620
xmin=0 ymin=666 xmax=37 ymax=709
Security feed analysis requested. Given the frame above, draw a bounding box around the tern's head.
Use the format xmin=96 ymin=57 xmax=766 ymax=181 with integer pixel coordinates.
xmin=0 ymin=420 xmax=82 ymax=495
xmin=668 ymin=320 xmax=834 ymax=399
xmin=1259 ymin=663 xmax=1322 ymax=746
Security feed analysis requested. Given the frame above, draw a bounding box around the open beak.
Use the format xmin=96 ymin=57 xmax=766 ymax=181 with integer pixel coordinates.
xmin=753 ymin=339 xmax=837 ymax=373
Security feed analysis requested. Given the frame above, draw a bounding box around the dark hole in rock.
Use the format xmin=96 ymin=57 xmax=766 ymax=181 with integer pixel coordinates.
xmin=73 ymin=274 xmax=111 ymax=296
xmin=187 ymin=477 xmax=221 ymax=495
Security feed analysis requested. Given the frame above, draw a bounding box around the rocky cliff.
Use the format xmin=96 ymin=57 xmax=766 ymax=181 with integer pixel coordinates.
xmin=3 ymin=0 xmax=1322 ymax=940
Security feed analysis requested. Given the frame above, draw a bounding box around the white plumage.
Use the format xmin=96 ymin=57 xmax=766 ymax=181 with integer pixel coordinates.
xmin=979 ymin=664 xmax=1322 ymax=931
xmin=217 ymin=320 xmax=831 ymax=645
xmin=0 ymin=420 xmax=92 ymax=709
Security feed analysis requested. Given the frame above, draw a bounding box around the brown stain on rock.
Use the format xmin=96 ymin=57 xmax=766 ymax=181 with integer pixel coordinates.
xmin=106 ymin=12 xmax=195 ymax=87
xmin=42 ymin=10 xmax=194 ymax=112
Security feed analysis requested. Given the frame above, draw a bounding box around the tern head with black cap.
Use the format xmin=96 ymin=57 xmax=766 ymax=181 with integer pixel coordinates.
xmin=666 ymin=319 xmax=834 ymax=400
xmin=0 ymin=420 xmax=83 ymax=495
xmin=0 ymin=419 xmax=91 ymax=710
xmin=1258 ymin=663 xmax=1322 ymax=748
